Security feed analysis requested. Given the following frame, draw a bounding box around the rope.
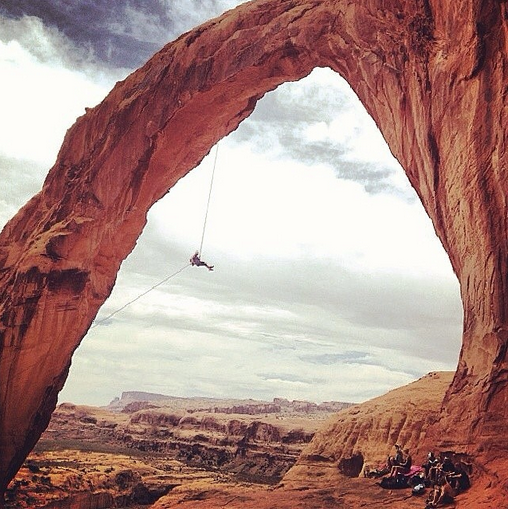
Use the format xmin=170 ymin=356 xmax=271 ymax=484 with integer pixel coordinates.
xmin=90 ymin=144 xmax=220 ymax=329
xmin=91 ymin=263 xmax=190 ymax=328
xmin=199 ymin=143 xmax=219 ymax=256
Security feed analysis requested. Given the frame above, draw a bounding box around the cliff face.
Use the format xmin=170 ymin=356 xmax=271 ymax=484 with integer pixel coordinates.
xmin=284 ymin=372 xmax=454 ymax=485
xmin=39 ymin=399 xmax=324 ymax=486
xmin=1 ymin=0 xmax=508 ymax=497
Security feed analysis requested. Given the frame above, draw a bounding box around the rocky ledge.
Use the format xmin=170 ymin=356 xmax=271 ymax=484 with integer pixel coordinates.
xmin=153 ymin=372 xmax=497 ymax=508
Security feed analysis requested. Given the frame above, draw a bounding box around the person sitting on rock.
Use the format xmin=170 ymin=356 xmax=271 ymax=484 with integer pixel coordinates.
xmin=427 ymin=454 xmax=454 ymax=485
xmin=446 ymin=463 xmax=470 ymax=493
xmin=387 ymin=444 xmax=403 ymax=469
xmin=190 ymin=250 xmax=214 ymax=271
xmin=437 ymin=458 xmax=470 ymax=494
xmin=440 ymin=456 xmax=456 ymax=475
xmin=425 ymin=476 xmax=456 ymax=508
xmin=422 ymin=451 xmax=439 ymax=483
xmin=389 ymin=448 xmax=412 ymax=477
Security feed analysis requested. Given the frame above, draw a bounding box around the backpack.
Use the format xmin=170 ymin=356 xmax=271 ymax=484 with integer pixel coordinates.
xmin=379 ymin=476 xmax=408 ymax=489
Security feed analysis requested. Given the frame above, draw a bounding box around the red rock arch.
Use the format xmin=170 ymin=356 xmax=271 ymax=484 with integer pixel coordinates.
xmin=1 ymin=0 xmax=507 ymax=495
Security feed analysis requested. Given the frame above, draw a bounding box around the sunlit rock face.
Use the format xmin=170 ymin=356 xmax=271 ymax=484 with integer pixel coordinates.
xmin=0 ymin=0 xmax=507 ymax=499
xmin=284 ymin=372 xmax=454 ymax=485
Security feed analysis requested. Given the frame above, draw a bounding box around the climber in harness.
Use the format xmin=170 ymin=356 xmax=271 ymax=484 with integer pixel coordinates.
xmin=190 ymin=250 xmax=214 ymax=271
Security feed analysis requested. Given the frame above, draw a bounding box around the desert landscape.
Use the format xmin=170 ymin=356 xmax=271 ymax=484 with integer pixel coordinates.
xmin=5 ymin=372 xmax=489 ymax=508
xmin=2 ymin=0 xmax=508 ymax=507
xmin=5 ymin=391 xmax=350 ymax=507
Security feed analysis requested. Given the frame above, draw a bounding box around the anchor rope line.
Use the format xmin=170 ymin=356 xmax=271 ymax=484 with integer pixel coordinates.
xmin=199 ymin=142 xmax=219 ymax=257
xmin=91 ymin=263 xmax=191 ymax=328
xmin=91 ymin=144 xmax=220 ymax=328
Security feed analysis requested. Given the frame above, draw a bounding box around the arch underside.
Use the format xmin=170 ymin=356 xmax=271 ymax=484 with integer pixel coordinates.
xmin=0 ymin=0 xmax=507 ymax=495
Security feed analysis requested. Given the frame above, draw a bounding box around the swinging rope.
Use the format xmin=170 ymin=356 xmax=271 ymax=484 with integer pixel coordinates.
xmin=91 ymin=263 xmax=190 ymax=328
xmin=198 ymin=142 xmax=219 ymax=256
xmin=90 ymin=143 xmax=220 ymax=328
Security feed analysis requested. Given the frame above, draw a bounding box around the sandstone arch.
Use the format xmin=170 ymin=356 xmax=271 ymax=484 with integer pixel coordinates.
xmin=1 ymin=0 xmax=507 ymax=497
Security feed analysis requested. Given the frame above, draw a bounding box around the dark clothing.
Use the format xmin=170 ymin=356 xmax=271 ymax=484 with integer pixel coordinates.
xmin=423 ymin=454 xmax=439 ymax=477
xmin=441 ymin=458 xmax=456 ymax=473
xmin=394 ymin=451 xmax=404 ymax=465
xmin=190 ymin=252 xmax=214 ymax=271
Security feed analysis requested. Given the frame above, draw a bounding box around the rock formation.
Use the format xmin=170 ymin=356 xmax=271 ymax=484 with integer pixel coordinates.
xmin=6 ymin=449 xmax=189 ymax=508
xmin=7 ymin=374 xmax=486 ymax=508
xmin=284 ymin=372 xmax=455 ymax=485
xmin=1 ymin=0 xmax=508 ymax=500
xmin=107 ymin=391 xmax=352 ymax=415
xmin=152 ymin=372 xmax=473 ymax=509
xmin=42 ymin=396 xmax=328 ymax=485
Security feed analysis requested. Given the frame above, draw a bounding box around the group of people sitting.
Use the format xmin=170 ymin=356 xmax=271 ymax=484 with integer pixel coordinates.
xmin=365 ymin=445 xmax=471 ymax=507
xmin=421 ymin=452 xmax=470 ymax=508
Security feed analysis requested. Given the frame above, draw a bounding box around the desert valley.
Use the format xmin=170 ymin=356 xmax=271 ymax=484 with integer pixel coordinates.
xmin=5 ymin=390 xmax=349 ymax=507
xmin=5 ymin=372 xmax=492 ymax=508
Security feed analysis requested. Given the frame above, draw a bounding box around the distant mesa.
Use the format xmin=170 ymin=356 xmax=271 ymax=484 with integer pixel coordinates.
xmin=30 ymin=389 xmax=350 ymax=498
xmin=106 ymin=391 xmax=354 ymax=415
xmin=14 ymin=371 xmax=490 ymax=508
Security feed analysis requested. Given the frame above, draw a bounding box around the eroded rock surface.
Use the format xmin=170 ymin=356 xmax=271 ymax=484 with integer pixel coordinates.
xmin=41 ymin=395 xmax=338 ymax=484
xmin=5 ymin=450 xmax=196 ymax=509
xmin=284 ymin=372 xmax=455 ymax=485
xmin=4 ymin=395 xmax=345 ymax=507
xmin=1 ymin=0 xmax=508 ymax=500
xmin=150 ymin=372 xmax=483 ymax=508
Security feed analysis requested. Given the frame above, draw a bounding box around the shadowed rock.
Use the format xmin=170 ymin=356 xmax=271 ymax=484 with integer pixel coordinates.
xmin=1 ymin=0 xmax=508 ymax=501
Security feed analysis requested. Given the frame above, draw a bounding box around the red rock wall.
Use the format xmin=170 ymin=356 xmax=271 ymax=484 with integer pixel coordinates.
xmin=284 ymin=372 xmax=454 ymax=485
xmin=1 ymin=0 xmax=507 ymax=496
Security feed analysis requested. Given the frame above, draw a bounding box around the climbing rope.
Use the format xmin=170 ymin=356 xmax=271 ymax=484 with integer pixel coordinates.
xmin=90 ymin=143 xmax=220 ymax=328
xmin=198 ymin=142 xmax=219 ymax=257
xmin=90 ymin=263 xmax=190 ymax=328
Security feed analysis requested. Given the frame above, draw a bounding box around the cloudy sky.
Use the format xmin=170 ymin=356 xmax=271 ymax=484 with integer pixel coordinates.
xmin=0 ymin=1 xmax=463 ymax=407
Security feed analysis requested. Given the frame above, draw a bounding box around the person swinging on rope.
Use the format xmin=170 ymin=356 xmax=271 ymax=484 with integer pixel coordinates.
xmin=190 ymin=250 xmax=214 ymax=271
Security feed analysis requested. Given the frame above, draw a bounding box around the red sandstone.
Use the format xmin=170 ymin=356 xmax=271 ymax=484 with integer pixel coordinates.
xmin=1 ymin=0 xmax=508 ymax=503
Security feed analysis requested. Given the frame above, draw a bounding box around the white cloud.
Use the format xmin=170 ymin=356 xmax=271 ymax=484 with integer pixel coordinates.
xmin=298 ymin=69 xmax=398 ymax=167
xmin=0 ymin=41 xmax=110 ymax=166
